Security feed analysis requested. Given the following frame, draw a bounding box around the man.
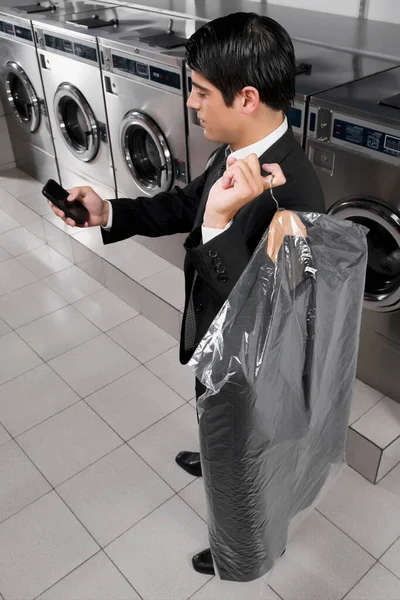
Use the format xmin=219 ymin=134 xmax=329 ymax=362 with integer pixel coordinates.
xmin=49 ymin=12 xmax=324 ymax=576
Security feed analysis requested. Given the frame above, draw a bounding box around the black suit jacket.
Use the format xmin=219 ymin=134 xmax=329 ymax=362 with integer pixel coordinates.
xmin=101 ymin=129 xmax=325 ymax=364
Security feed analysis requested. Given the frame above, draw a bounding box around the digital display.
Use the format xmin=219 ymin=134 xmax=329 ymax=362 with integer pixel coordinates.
xmin=44 ymin=34 xmax=74 ymax=53
xmin=287 ymin=106 xmax=302 ymax=130
xmin=112 ymin=54 xmax=136 ymax=75
xmin=44 ymin=33 xmax=64 ymax=51
xmin=333 ymin=118 xmax=400 ymax=157
xmin=74 ymin=43 xmax=97 ymax=62
xmin=63 ymin=40 xmax=73 ymax=54
xmin=14 ymin=25 xmax=32 ymax=41
xmin=384 ymin=134 xmax=400 ymax=154
xmin=0 ymin=20 xmax=15 ymax=35
xmin=136 ymin=62 xmax=149 ymax=79
xmin=150 ymin=66 xmax=180 ymax=90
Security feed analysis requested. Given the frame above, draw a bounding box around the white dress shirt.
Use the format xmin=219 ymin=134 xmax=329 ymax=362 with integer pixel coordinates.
xmin=103 ymin=117 xmax=288 ymax=236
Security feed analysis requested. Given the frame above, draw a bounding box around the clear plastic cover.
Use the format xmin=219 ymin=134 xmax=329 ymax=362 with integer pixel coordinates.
xmin=189 ymin=210 xmax=368 ymax=582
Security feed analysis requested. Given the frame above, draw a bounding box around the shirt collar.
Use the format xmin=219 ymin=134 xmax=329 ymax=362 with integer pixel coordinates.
xmin=226 ymin=116 xmax=288 ymax=165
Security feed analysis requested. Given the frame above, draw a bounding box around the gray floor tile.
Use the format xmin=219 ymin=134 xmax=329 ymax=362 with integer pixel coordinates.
xmin=0 ymin=331 xmax=43 ymax=386
xmin=0 ymin=280 xmax=68 ymax=329
xmin=140 ymin=266 xmax=185 ymax=310
xmin=58 ymin=445 xmax=174 ymax=547
xmin=179 ymin=478 xmax=208 ymax=523
xmin=379 ymin=462 xmax=400 ymax=499
xmin=317 ymin=465 xmax=400 ymax=558
xmin=0 ymin=440 xmax=51 ymax=524
xmin=344 ymin=562 xmax=400 ymax=600
xmin=48 ymin=334 xmax=139 ymax=398
xmin=0 ymin=187 xmax=40 ymax=228
xmin=0 ymin=170 xmax=43 ymax=197
xmin=17 ymin=402 xmax=121 ymax=487
xmin=269 ymin=510 xmax=375 ymax=600
xmin=18 ymin=192 xmax=53 ymax=216
xmin=0 ymin=363 xmax=79 ymax=437
xmin=86 ymin=366 xmax=185 ymax=440
xmin=349 ymin=379 xmax=385 ymax=425
xmin=0 ymin=246 xmax=11 ymax=264
xmin=0 ymin=317 xmax=11 ymax=337
xmin=0 ymin=209 xmax=19 ymax=234
xmin=105 ymin=496 xmax=211 ymax=600
xmin=0 ymin=423 xmax=10 ymax=446
xmin=16 ymin=245 xmax=73 ymax=279
xmin=37 ymin=552 xmax=140 ymax=600
xmin=17 ymin=305 xmax=101 ymax=362
xmin=129 ymin=403 xmax=199 ymax=492
xmin=0 ymin=258 xmax=37 ymax=296
xmin=191 ymin=577 xmax=281 ymax=600
xmin=108 ymin=315 xmax=177 ymax=363
xmin=43 ymin=265 xmax=104 ymax=303
xmin=73 ymin=288 xmax=138 ymax=332
xmin=380 ymin=536 xmax=400 ymax=580
xmin=0 ymin=226 xmax=44 ymax=257
xmin=146 ymin=346 xmax=196 ymax=401
xmin=0 ymin=491 xmax=99 ymax=600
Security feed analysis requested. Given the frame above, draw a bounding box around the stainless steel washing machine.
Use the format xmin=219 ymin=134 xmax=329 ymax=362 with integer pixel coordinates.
xmin=31 ymin=18 xmax=117 ymax=197
xmin=98 ymin=16 xmax=198 ymax=267
xmin=306 ymin=66 xmax=400 ymax=402
xmin=0 ymin=9 xmax=59 ymax=182
xmin=31 ymin=5 xmax=179 ymax=197
xmin=290 ymin=42 xmax=399 ymax=147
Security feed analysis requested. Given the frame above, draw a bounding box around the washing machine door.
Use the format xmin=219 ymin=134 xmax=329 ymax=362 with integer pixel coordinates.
xmin=4 ymin=61 xmax=40 ymax=133
xmin=120 ymin=110 xmax=173 ymax=195
xmin=54 ymin=83 xmax=99 ymax=162
xmin=329 ymin=198 xmax=400 ymax=312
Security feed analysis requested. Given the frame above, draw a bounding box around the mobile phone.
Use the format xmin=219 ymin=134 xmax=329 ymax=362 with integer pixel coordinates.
xmin=42 ymin=179 xmax=89 ymax=225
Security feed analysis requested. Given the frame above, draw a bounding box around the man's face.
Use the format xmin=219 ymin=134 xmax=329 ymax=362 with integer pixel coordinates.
xmin=187 ymin=70 xmax=240 ymax=144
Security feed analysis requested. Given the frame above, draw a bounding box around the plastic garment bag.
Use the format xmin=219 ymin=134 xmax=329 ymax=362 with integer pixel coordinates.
xmin=189 ymin=210 xmax=368 ymax=582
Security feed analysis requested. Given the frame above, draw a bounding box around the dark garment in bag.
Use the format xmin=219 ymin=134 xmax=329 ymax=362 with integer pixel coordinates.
xmin=190 ymin=211 xmax=368 ymax=582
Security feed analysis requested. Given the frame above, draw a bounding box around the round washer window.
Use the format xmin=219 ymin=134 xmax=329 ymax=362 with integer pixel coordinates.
xmin=4 ymin=61 xmax=40 ymax=133
xmin=120 ymin=110 xmax=172 ymax=195
xmin=329 ymin=198 xmax=400 ymax=312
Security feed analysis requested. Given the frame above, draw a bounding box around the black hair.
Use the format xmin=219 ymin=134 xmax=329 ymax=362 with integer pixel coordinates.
xmin=185 ymin=12 xmax=296 ymax=113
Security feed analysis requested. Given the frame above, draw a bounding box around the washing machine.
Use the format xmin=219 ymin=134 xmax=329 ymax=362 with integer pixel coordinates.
xmin=97 ymin=15 xmax=199 ymax=267
xmin=31 ymin=6 xmax=157 ymax=197
xmin=0 ymin=8 xmax=59 ymax=182
xmin=306 ymin=66 xmax=400 ymax=402
xmin=290 ymin=42 xmax=399 ymax=147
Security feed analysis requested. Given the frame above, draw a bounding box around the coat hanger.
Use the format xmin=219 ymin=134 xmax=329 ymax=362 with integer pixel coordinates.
xmin=266 ymin=180 xmax=308 ymax=263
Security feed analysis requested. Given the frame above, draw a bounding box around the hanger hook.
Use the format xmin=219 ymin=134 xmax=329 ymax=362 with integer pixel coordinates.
xmin=269 ymin=176 xmax=280 ymax=212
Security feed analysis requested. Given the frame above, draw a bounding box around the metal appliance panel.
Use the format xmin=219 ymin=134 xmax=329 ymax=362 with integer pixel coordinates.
xmin=308 ymin=66 xmax=400 ymax=129
xmin=34 ymin=23 xmax=115 ymax=191
xmin=0 ymin=14 xmax=55 ymax=155
xmin=306 ymin=69 xmax=400 ymax=400
xmin=121 ymin=0 xmax=400 ymax=63
xmin=101 ymin=43 xmax=187 ymax=196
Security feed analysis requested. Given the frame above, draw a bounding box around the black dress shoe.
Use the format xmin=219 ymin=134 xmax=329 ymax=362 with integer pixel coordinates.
xmin=175 ymin=451 xmax=202 ymax=477
xmin=192 ymin=548 xmax=215 ymax=575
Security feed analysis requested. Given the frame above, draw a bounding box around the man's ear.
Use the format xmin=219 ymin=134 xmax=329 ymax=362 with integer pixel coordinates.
xmin=239 ymin=86 xmax=260 ymax=114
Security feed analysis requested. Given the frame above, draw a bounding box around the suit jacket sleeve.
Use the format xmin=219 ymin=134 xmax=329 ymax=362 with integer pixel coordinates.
xmin=101 ymin=171 xmax=209 ymax=245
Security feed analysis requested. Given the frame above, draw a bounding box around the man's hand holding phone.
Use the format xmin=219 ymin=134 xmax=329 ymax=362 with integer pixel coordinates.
xmin=44 ymin=179 xmax=109 ymax=228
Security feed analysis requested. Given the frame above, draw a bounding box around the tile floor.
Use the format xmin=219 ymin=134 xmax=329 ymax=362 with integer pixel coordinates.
xmin=2 ymin=171 xmax=400 ymax=599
